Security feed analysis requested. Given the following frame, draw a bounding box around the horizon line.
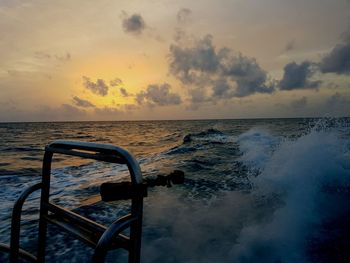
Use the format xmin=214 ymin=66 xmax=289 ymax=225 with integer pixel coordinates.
xmin=1 ymin=116 xmax=349 ymax=124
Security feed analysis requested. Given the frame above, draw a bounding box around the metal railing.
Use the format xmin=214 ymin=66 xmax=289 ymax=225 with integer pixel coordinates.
xmin=0 ymin=140 xmax=145 ymax=263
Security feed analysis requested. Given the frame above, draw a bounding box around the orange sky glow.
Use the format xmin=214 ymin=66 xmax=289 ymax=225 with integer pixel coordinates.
xmin=1 ymin=0 xmax=350 ymax=121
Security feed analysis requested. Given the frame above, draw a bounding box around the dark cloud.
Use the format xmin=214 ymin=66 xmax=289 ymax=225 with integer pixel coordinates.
xmin=177 ymin=8 xmax=192 ymax=24
xmin=136 ymin=83 xmax=182 ymax=106
xmin=212 ymin=79 xmax=233 ymax=98
xmin=290 ymin=96 xmax=307 ymax=109
xmin=82 ymin=76 xmax=109 ymax=96
xmin=110 ymin=79 xmax=123 ymax=87
xmin=170 ymin=35 xmax=219 ymax=84
xmin=220 ymin=52 xmax=275 ymax=97
xmin=110 ymin=78 xmax=123 ymax=87
xmin=120 ymin=88 xmax=130 ymax=97
xmin=279 ymin=61 xmax=321 ymax=90
xmin=319 ymin=38 xmax=350 ymax=75
xmin=169 ymin=34 xmax=275 ymax=103
xmin=72 ymin=96 xmax=95 ymax=108
xmin=122 ymin=13 xmax=146 ymax=35
xmin=189 ymin=88 xmax=210 ymax=105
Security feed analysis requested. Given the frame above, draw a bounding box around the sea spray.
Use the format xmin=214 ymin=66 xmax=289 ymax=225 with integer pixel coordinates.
xmin=232 ymin=121 xmax=350 ymax=262
xmin=141 ymin=120 xmax=350 ymax=263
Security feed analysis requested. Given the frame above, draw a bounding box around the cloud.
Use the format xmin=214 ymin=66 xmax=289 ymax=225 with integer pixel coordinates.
xmin=319 ymin=35 xmax=350 ymax=75
xmin=136 ymin=83 xmax=182 ymax=107
xmin=94 ymin=106 xmax=122 ymax=116
xmin=169 ymin=35 xmax=219 ymax=84
xmin=34 ymin=51 xmax=71 ymax=62
xmin=169 ymin=34 xmax=275 ymax=103
xmin=82 ymin=76 xmax=109 ymax=96
xmin=279 ymin=61 xmax=321 ymax=90
xmin=290 ymin=96 xmax=307 ymax=109
xmin=221 ymin=52 xmax=275 ymax=97
xmin=177 ymin=8 xmax=192 ymax=24
xmin=110 ymin=78 xmax=123 ymax=87
xmin=72 ymin=96 xmax=95 ymax=108
xmin=120 ymin=87 xmax=130 ymax=97
xmin=212 ymin=79 xmax=234 ymax=98
xmin=122 ymin=13 xmax=146 ymax=35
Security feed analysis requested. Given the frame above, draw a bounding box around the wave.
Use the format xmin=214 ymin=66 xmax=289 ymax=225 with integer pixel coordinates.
xmin=231 ymin=119 xmax=350 ymax=262
xmin=1 ymin=146 xmax=43 ymax=152
xmin=165 ymin=128 xmax=234 ymax=156
xmin=140 ymin=119 xmax=350 ymax=263
xmin=182 ymin=128 xmax=230 ymax=144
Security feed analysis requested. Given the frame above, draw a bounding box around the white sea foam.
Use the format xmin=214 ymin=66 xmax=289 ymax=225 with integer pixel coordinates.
xmin=231 ymin=121 xmax=350 ymax=262
xmin=236 ymin=127 xmax=280 ymax=171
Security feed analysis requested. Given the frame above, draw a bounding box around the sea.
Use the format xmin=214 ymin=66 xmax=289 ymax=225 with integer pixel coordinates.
xmin=0 ymin=118 xmax=350 ymax=263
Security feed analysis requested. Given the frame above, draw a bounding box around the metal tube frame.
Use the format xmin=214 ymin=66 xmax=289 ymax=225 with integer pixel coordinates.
xmin=4 ymin=140 xmax=144 ymax=263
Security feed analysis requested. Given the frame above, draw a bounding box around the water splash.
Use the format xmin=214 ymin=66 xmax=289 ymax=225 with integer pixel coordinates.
xmin=232 ymin=119 xmax=350 ymax=262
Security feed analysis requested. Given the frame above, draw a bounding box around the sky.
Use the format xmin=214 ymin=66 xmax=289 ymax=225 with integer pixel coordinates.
xmin=1 ymin=0 xmax=350 ymax=121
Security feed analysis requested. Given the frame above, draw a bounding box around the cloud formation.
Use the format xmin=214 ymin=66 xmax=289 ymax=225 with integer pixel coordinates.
xmin=319 ymin=35 xmax=350 ymax=75
xmin=110 ymin=78 xmax=123 ymax=87
xmin=169 ymin=34 xmax=275 ymax=103
xmin=122 ymin=13 xmax=146 ymax=35
xmin=136 ymin=83 xmax=182 ymax=106
xmin=72 ymin=96 xmax=95 ymax=108
xmin=279 ymin=61 xmax=320 ymax=90
xmin=120 ymin=87 xmax=130 ymax=97
xmin=82 ymin=76 xmax=109 ymax=96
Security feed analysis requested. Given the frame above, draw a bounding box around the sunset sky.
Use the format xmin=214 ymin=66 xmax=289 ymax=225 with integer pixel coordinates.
xmin=1 ymin=0 xmax=350 ymax=121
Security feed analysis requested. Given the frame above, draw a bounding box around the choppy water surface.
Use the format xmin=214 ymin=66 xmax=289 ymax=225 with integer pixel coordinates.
xmin=0 ymin=118 xmax=350 ymax=262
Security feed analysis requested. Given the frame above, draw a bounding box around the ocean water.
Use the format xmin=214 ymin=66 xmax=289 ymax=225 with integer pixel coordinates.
xmin=0 ymin=118 xmax=350 ymax=262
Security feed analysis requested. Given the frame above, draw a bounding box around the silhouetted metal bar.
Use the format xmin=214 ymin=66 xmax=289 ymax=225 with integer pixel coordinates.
xmin=92 ymin=215 xmax=137 ymax=262
xmin=100 ymin=182 xmax=148 ymax=201
xmin=0 ymin=242 xmax=37 ymax=263
xmin=46 ymin=140 xmax=142 ymax=184
xmin=45 ymin=147 xmax=126 ymax=164
xmin=129 ymin=195 xmax=143 ymax=263
xmin=39 ymin=141 xmax=143 ymax=262
xmin=9 ymin=182 xmax=42 ymax=263
xmin=45 ymin=202 xmax=107 ymax=233
xmin=37 ymin=150 xmax=53 ymax=263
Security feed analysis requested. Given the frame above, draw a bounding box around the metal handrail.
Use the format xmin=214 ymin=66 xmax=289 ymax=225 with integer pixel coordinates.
xmin=5 ymin=140 xmax=144 ymax=263
xmin=10 ymin=182 xmax=42 ymax=263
